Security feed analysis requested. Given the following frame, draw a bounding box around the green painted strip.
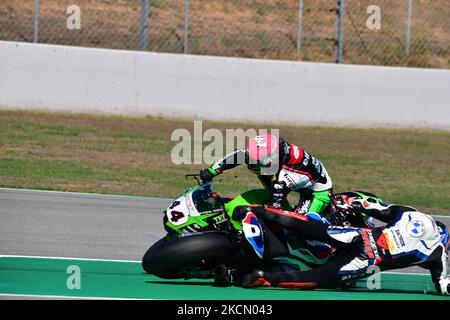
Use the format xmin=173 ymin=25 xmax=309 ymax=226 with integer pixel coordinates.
xmin=0 ymin=257 xmax=448 ymax=300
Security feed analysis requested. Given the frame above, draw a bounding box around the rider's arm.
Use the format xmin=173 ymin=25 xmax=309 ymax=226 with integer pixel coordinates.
xmin=266 ymin=174 xmax=291 ymax=209
xmin=354 ymin=203 xmax=417 ymax=224
xmin=256 ymin=175 xmax=272 ymax=190
xmin=422 ymin=246 xmax=450 ymax=295
xmin=200 ymin=149 xmax=247 ymax=182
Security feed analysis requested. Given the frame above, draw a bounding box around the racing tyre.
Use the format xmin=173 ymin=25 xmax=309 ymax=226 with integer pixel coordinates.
xmin=142 ymin=232 xmax=235 ymax=279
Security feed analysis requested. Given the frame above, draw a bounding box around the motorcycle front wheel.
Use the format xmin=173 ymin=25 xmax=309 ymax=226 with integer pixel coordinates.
xmin=142 ymin=231 xmax=235 ymax=279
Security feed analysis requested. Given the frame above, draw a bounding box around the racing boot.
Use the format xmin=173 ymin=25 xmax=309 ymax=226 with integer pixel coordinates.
xmin=212 ymin=264 xmax=234 ymax=287
xmin=241 ymin=270 xmax=271 ymax=288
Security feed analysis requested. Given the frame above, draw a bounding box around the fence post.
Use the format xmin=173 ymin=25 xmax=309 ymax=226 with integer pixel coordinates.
xmin=296 ymin=0 xmax=304 ymax=52
xmin=33 ymin=0 xmax=40 ymax=43
xmin=406 ymin=0 xmax=413 ymax=55
xmin=139 ymin=0 xmax=149 ymax=51
xmin=335 ymin=0 xmax=345 ymax=63
xmin=183 ymin=0 xmax=190 ymax=54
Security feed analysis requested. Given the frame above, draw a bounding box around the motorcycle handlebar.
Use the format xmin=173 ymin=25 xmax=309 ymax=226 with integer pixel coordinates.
xmin=185 ymin=174 xmax=203 ymax=185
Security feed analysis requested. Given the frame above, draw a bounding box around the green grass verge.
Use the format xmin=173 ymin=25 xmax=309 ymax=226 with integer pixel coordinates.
xmin=0 ymin=109 xmax=449 ymax=213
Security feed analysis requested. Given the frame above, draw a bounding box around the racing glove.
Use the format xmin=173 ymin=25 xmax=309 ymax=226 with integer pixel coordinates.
xmin=268 ymin=181 xmax=289 ymax=209
xmin=199 ymin=168 xmax=217 ymax=183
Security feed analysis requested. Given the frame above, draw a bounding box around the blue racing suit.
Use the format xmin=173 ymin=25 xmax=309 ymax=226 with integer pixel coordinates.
xmin=237 ymin=204 xmax=450 ymax=295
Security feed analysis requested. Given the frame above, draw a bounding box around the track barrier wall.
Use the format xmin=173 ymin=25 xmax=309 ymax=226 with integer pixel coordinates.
xmin=1 ymin=41 xmax=449 ymax=129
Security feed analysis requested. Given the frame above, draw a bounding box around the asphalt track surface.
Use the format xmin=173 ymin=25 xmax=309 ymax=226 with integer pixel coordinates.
xmin=1 ymin=188 xmax=449 ymax=300
xmin=0 ymin=188 xmax=170 ymax=260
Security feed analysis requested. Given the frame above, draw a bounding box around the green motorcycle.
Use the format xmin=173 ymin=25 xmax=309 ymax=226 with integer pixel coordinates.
xmin=142 ymin=175 xmax=388 ymax=282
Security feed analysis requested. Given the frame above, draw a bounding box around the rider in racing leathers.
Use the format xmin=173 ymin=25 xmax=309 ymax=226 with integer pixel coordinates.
xmin=233 ymin=201 xmax=450 ymax=295
xmin=199 ymin=133 xmax=333 ymax=219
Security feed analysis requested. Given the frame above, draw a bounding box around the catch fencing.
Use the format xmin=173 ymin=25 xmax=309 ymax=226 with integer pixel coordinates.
xmin=0 ymin=0 xmax=448 ymax=68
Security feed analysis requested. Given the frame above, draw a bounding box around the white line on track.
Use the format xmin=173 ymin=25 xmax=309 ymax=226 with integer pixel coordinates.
xmin=0 ymin=187 xmax=174 ymax=201
xmin=0 ymin=293 xmax=151 ymax=300
xmin=0 ymin=254 xmax=141 ymax=263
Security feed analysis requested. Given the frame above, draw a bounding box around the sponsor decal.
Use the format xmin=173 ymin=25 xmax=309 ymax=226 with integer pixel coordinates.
xmin=391 ymin=230 xmax=401 ymax=248
xmin=383 ymin=230 xmax=396 ymax=252
xmin=376 ymin=233 xmax=389 ymax=252
xmin=213 ymin=213 xmax=227 ymax=224
xmin=282 ymin=172 xmax=296 ymax=188
xmin=186 ymin=194 xmax=197 ymax=215
xmin=406 ymin=220 xmax=426 ymax=238
xmin=293 ymin=146 xmax=300 ymax=159
xmin=383 ymin=228 xmax=408 ymax=255
xmin=303 ymin=152 xmax=310 ymax=166
xmin=361 ymin=230 xmax=379 ymax=260
xmin=341 ymin=274 xmax=359 ymax=281
xmin=242 ymin=213 xmax=264 ymax=259
xmin=395 ymin=229 xmax=406 ymax=246
xmin=287 ymin=144 xmax=303 ymax=165
xmin=311 ymin=157 xmax=323 ymax=174
xmin=367 ymin=230 xmax=380 ymax=259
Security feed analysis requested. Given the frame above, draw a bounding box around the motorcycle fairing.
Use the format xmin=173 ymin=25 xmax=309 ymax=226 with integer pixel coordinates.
xmin=242 ymin=212 xmax=265 ymax=259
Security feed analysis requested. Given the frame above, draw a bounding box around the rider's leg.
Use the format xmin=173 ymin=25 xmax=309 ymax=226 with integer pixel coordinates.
xmin=242 ymin=251 xmax=364 ymax=289
xmin=242 ymin=253 xmax=356 ymax=289
xmin=236 ymin=205 xmax=379 ymax=289
xmin=294 ymin=189 xmax=334 ymax=258
xmin=310 ymin=189 xmax=332 ymax=214
xmin=238 ymin=207 xmax=373 ymax=289
xmin=296 ymin=189 xmax=332 ymax=217
xmin=242 ymin=206 xmax=361 ymax=251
